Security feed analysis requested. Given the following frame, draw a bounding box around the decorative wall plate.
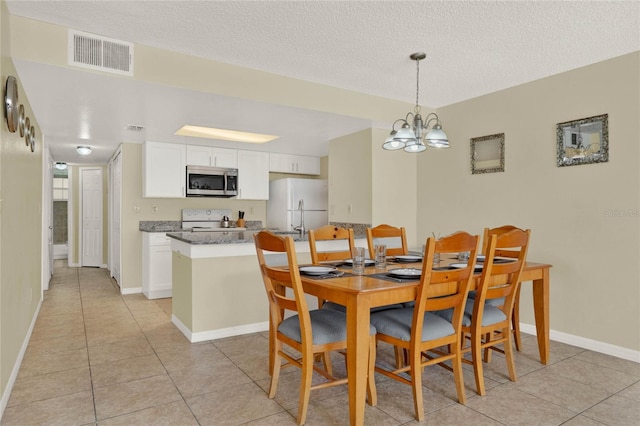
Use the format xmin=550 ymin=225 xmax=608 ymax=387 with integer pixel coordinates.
xmin=18 ymin=105 xmax=26 ymax=136
xmin=4 ymin=76 xmax=19 ymax=133
xmin=24 ymin=117 xmax=30 ymax=145
xmin=29 ymin=126 xmax=35 ymax=152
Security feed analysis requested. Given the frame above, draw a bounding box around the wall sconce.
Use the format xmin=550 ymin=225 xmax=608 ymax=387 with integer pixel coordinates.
xmin=76 ymin=146 xmax=92 ymax=156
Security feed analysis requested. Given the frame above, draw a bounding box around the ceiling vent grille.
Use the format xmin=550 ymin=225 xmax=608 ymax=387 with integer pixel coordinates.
xmin=68 ymin=30 xmax=133 ymax=76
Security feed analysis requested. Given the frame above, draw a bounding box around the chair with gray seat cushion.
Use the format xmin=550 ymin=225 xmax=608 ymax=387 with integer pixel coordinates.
xmin=254 ymin=230 xmax=377 ymax=425
xmin=370 ymin=231 xmax=479 ymax=422
xmin=454 ymin=228 xmax=530 ymax=396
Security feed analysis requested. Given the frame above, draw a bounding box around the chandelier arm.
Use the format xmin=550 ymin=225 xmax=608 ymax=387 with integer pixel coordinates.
xmin=391 ymin=118 xmax=408 ymax=131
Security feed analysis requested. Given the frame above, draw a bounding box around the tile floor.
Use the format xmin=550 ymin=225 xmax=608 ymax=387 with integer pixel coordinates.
xmin=2 ymin=261 xmax=639 ymax=425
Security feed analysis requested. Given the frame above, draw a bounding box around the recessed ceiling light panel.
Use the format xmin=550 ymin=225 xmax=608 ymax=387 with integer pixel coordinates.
xmin=175 ymin=125 xmax=278 ymax=144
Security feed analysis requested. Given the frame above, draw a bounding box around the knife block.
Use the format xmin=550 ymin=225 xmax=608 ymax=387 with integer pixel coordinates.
xmin=236 ymin=218 xmax=246 ymax=228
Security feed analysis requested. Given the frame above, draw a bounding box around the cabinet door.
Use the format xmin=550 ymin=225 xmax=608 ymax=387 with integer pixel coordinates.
xmin=186 ymin=145 xmax=212 ymax=166
xmin=211 ymin=147 xmax=238 ymax=168
xmin=143 ymin=141 xmax=186 ymax=198
xmin=269 ymin=153 xmax=295 ymax=173
xmin=269 ymin=153 xmax=320 ymax=175
xmin=295 ymin=155 xmax=321 ymax=175
xmin=237 ymin=150 xmax=269 ymax=200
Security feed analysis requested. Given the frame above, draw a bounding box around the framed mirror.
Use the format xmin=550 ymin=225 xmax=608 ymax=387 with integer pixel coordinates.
xmin=556 ymin=114 xmax=608 ymax=167
xmin=471 ymin=133 xmax=504 ymax=174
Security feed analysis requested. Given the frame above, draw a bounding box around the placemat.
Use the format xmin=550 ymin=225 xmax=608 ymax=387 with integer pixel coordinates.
xmin=368 ymin=272 xmax=421 ymax=284
xmin=302 ymin=271 xmax=356 ymax=280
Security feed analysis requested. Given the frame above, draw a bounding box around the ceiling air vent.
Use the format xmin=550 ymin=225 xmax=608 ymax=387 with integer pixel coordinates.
xmin=68 ymin=30 xmax=133 ymax=76
xmin=126 ymin=125 xmax=144 ymax=132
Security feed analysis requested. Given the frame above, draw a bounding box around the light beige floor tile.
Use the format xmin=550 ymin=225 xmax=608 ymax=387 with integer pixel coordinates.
xmin=168 ymin=358 xmax=253 ymax=397
xmin=617 ymin=379 xmax=640 ymax=402
xmin=371 ymin=377 xmax=456 ymax=423
xmin=144 ymin=327 xmax=196 ymax=352
xmin=231 ymin=352 xmax=273 ymax=381
xmin=297 ymin=392 xmax=399 ymax=426
xmin=572 ymin=350 xmax=640 ymax=377
xmin=24 ymin=333 xmax=87 ymax=356
xmin=93 ymin=374 xmax=181 ymax=420
xmin=464 ymin=384 xmax=576 ymax=425
xmin=506 ymin=368 xmax=610 ymax=412
xmin=562 ymin=414 xmax=609 ymax=425
xmin=404 ymin=403 xmax=502 ymax=425
xmin=1 ymin=390 xmax=95 ymax=426
xmin=88 ymin=334 xmax=154 ymax=365
xmin=185 ymin=382 xmax=284 ymax=425
xmin=156 ymin=342 xmax=226 ymax=372
xmin=545 ymin=357 xmax=639 ymax=394
xmin=19 ymin=347 xmax=89 ymax=378
xmin=244 ymin=411 xmax=298 ymax=425
xmin=98 ymin=400 xmax=198 ymax=425
xmin=29 ymin=319 xmax=86 ymax=341
xmin=581 ymin=394 xmax=640 ymax=426
xmin=7 ymin=367 xmax=91 ymax=407
xmin=213 ymin=333 xmax=270 ymax=359
xmin=86 ymin=327 xmax=145 ymax=347
xmin=91 ymin=353 xmax=166 ymax=388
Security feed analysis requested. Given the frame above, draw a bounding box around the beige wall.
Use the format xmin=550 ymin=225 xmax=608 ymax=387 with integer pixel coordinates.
xmin=417 ymin=52 xmax=640 ymax=352
xmin=0 ymin=0 xmax=43 ymax=403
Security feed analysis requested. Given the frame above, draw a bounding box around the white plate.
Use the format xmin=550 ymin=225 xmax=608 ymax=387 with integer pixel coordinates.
xmin=475 ymin=256 xmax=516 ymax=264
xmin=477 ymin=255 xmax=486 ymax=262
xmin=388 ymin=268 xmax=422 ymax=278
xmin=343 ymin=258 xmax=375 ymax=266
xmin=299 ymin=266 xmax=337 ymax=275
xmin=394 ymin=255 xmax=423 ymax=263
xmin=449 ymin=263 xmax=483 ymax=270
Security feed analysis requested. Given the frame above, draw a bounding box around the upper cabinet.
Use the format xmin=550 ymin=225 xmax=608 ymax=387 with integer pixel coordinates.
xmin=143 ymin=141 xmax=186 ymax=198
xmin=269 ymin=153 xmax=321 ymax=175
xmin=186 ymin=145 xmax=238 ymax=168
xmin=237 ymin=150 xmax=269 ymax=200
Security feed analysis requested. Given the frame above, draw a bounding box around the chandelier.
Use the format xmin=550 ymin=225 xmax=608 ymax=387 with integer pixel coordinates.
xmin=382 ymin=52 xmax=450 ymax=153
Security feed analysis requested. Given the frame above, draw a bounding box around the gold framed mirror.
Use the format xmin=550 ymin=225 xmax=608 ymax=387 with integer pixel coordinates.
xmin=556 ymin=114 xmax=608 ymax=167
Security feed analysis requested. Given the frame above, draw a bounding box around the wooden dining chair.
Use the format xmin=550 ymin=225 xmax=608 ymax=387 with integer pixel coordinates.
xmin=366 ymin=224 xmax=409 ymax=259
xmin=254 ymin=230 xmax=377 ymax=425
xmin=308 ymin=225 xmax=355 ymax=264
xmin=460 ymin=228 xmax=530 ymax=396
xmin=369 ymin=231 xmax=479 ymax=421
xmin=470 ymin=225 xmax=527 ymax=351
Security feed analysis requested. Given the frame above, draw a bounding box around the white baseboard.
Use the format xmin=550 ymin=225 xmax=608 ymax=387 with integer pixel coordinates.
xmin=171 ymin=315 xmax=269 ymax=343
xmin=121 ymin=286 xmax=142 ymax=295
xmin=1 ymin=299 xmax=42 ymax=419
xmin=519 ymin=324 xmax=640 ymax=363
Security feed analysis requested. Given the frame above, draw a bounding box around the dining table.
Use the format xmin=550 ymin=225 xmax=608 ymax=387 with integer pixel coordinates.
xmin=297 ymin=255 xmax=552 ymax=426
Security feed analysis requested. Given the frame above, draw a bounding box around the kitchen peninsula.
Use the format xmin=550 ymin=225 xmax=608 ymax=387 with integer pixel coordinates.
xmin=167 ymin=229 xmax=366 ymax=342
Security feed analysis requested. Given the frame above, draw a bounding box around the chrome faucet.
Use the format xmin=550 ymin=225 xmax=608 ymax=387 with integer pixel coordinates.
xmin=293 ymin=199 xmax=305 ymax=235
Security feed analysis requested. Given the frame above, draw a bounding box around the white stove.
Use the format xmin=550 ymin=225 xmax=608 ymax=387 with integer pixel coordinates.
xmin=181 ymin=208 xmax=246 ymax=232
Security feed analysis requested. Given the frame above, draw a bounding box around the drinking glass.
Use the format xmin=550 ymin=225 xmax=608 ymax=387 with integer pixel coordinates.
xmin=457 ymin=251 xmax=470 ymax=262
xmin=374 ymin=244 xmax=387 ymax=269
xmin=352 ymin=247 xmax=366 ymax=275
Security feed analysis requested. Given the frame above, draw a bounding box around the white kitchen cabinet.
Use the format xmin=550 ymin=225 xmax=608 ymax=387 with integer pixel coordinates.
xmin=142 ymin=232 xmax=172 ymax=299
xmin=237 ymin=150 xmax=269 ymax=200
xmin=143 ymin=141 xmax=186 ymax=198
xmin=269 ymin=153 xmax=321 ymax=175
xmin=186 ymin=145 xmax=237 ymax=168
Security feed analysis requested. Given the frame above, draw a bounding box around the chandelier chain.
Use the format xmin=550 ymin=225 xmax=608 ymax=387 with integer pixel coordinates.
xmin=415 ymin=59 xmax=421 ymax=113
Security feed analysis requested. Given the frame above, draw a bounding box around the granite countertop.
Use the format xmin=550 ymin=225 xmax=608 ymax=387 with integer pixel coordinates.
xmin=166 ymin=230 xmax=308 ymax=245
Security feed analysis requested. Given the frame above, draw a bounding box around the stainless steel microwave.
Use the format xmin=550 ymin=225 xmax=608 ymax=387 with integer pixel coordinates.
xmin=186 ymin=165 xmax=238 ymax=197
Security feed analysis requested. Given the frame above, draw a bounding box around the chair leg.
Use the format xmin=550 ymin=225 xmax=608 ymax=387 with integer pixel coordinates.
xmin=512 ymin=286 xmax=522 ymax=351
xmin=269 ymin=347 xmax=282 ymax=399
xmin=470 ymin=331 xmax=486 ymax=396
xmin=367 ymin=335 xmax=377 ymax=406
xmin=410 ymin=348 xmax=425 ymax=422
xmin=503 ymin=326 xmax=518 ymax=382
xmin=452 ymin=339 xmax=467 ymax=405
xmin=296 ymin=350 xmax=314 ymax=425
xmin=321 ymin=351 xmax=333 ymax=376
xmin=394 ymin=345 xmax=406 ymax=368
xmin=483 ymin=332 xmax=492 ymax=363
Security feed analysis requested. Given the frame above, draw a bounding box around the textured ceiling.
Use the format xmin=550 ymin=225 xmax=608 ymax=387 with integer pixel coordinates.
xmin=5 ymin=0 xmax=640 ymax=164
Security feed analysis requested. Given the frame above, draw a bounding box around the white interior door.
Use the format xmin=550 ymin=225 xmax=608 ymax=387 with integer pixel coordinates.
xmin=81 ymin=168 xmax=103 ymax=267
xmin=43 ymin=148 xmax=53 ymax=290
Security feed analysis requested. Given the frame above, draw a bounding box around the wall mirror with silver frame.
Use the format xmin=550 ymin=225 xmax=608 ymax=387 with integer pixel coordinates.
xmin=556 ymin=114 xmax=608 ymax=167
xmin=471 ymin=133 xmax=505 ymax=174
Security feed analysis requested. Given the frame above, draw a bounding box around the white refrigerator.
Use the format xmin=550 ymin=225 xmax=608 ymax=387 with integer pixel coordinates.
xmin=267 ymin=178 xmax=328 ymax=232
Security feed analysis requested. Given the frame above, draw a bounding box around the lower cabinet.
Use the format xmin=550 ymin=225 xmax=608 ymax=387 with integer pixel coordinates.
xmin=142 ymin=232 xmax=172 ymax=299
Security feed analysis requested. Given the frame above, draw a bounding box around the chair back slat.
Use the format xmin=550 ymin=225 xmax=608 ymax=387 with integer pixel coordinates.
xmin=308 ymin=225 xmax=355 ymax=263
xmin=366 ymin=224 xmax=408 ymax=258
